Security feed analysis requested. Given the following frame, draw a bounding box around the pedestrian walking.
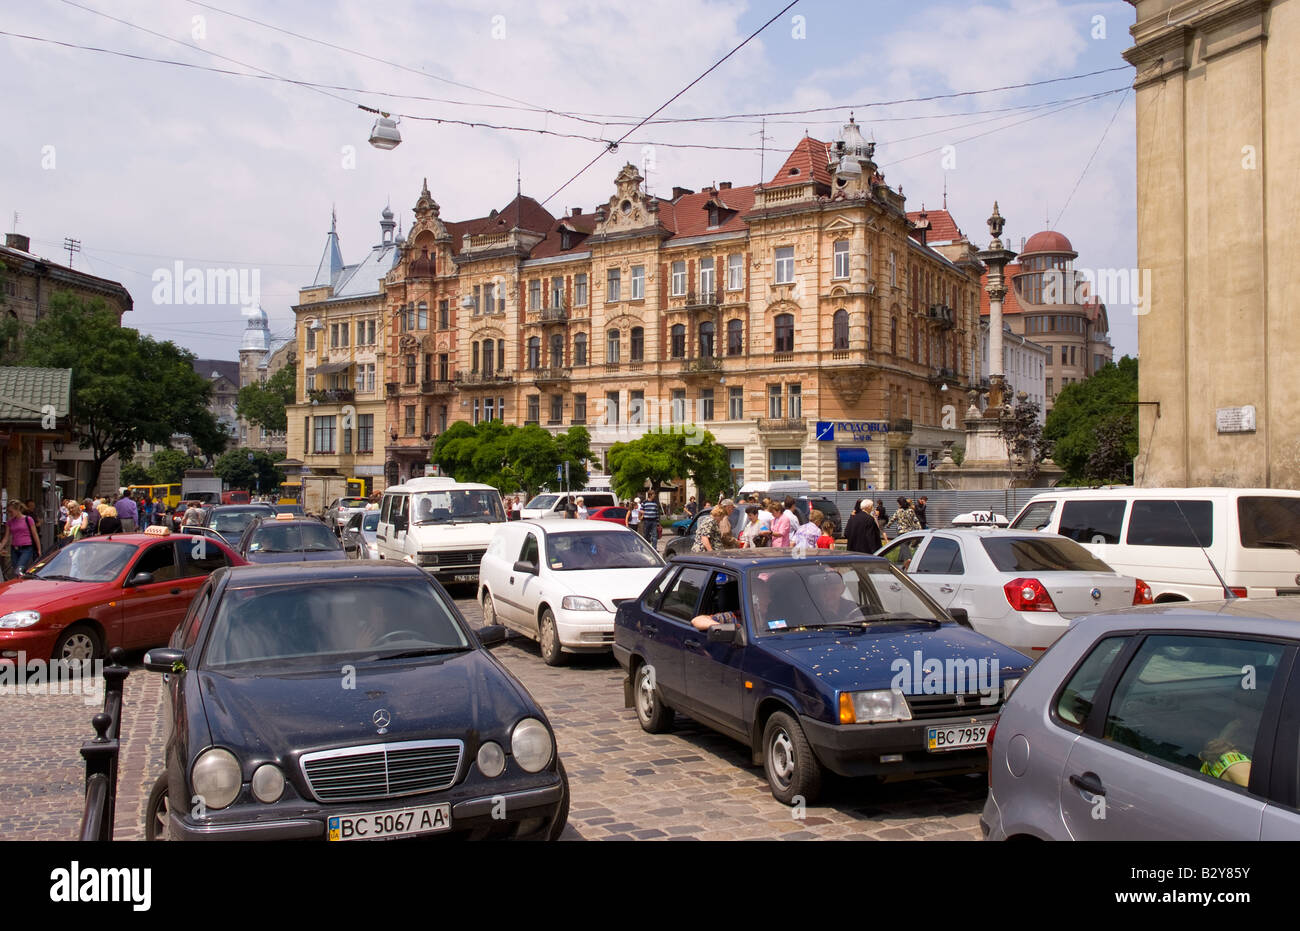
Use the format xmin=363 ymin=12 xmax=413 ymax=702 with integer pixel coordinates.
xmin=889 ymin=496 xmax=922 ymax=534
xmin=844 ymin=499 xmax=883 ymax=553
xmin=82 ymin=498 xmax=100 ymax=536
xmin=691 ymin=505 xmax=727 ymax=553
xmin=627 ymin=498 xmax=642 ymax=534
xmin=640 ymin=495 xmax=660 ymax=546
xmin=916 ymin=496 xmax=929 ymax=530
xmin=115 ymin=488 xmax=138 ymax=532
xmin=8 ymin=501 xmax=41 ymax=574
xmin=575 ymin=496 xmax=588 ymax=520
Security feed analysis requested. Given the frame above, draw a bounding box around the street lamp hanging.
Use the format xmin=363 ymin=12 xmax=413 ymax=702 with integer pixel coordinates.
xmin=369 ymin=115 xmax=402 ymax=150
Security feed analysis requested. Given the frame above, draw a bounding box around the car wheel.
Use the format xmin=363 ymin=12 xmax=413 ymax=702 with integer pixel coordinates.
xmin=633 ymin=661 xmax=674 ymax=733
xmin=52 ymin=624 xmax=102 ymax=663
xmin=145 ymin=774 xmax=170 ymax=841
xmin=539 ymin=609 xmax=565 ymax=666
xmin=544 ymin=760 xmax=570 ymax=841
xmin=482 ymin=590 xmax=498 ymax=627
xmin=763 ymin=711 xmax=822 ymax=805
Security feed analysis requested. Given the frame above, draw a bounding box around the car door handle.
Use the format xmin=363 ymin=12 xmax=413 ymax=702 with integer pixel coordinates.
xmin=643 ymin=624 xmax=657 ymax=637
xmin=509 ymin=576 xmax=515 ymax=585
xmin=1069 ymin=771 xmax=1106 ymax=797
xmin=938 ymin=585 xmax=954 ymax=593
xmin=684 ymin=638 xmax=701 ymax=649
xmin=170 ymin=588 xmax=182 ymax=595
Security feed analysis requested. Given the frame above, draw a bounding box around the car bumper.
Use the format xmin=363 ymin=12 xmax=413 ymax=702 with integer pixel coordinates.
xmin=980 ymin=789 xmax=1003 ymax=840
xmin=168 ymin=780 xmax=566 ymax=841
xmin=0 ymin=628 xmax=60 ymax=661
xmin=554 ymin=608 xmax=615 ymax=651
xmin=799 ymin=713 xmax=996 ymax=779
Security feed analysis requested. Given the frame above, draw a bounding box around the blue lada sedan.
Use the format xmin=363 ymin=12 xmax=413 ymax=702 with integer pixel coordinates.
xmin=613 ymin=550 xmax=1033 ymax=804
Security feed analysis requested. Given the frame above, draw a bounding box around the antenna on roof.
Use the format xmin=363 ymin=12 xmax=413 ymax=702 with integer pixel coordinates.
xmin=752 ymin=118 xmax=773 ymax=186
xmin=516 ymin=161 xmax=522 ymax=230
xmin=942 ymin=175 xmax=948 ymax=210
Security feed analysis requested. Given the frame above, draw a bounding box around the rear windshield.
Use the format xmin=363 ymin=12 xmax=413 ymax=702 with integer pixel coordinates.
xmin=248 ymin=522 xmax=341 ymax=554
xmin=1239 ymin=496 xmax=1300 ymax=550
xmin=340 ymin=498 xmax=368 ymax=509
xmin=526 ymin=495 xmax=559 ymax=510
xmin=981 ymin=537 xmax=1114 ymax=573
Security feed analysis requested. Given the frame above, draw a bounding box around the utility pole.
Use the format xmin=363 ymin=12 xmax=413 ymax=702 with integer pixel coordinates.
xmin=63 ymin=238 xmax=80 ymax=268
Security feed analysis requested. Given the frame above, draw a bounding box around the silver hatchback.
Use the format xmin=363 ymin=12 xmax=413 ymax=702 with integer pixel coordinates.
xmin=983 ymin=598 xmax=1300 ymax=840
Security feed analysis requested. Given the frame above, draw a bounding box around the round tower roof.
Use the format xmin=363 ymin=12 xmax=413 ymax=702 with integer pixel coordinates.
xmin=1021 ymin=230 xmax=1075 ymax=255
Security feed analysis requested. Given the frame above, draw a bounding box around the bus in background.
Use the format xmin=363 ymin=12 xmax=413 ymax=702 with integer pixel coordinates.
xmin=277 ymin=481 xmax=303 ymax=506
xmin=127 ymin=483 xmax=181 ymax=509
xmin=346 ymin=477 xmax=367 ymax=498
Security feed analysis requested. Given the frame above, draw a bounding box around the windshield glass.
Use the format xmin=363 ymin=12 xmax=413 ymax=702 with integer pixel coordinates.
xmin=339 ymin=497 xmax=368 ymax=509
xmin=362 ymin=512 xmax=380 ymax=532
xmin=411 ymin=490 xmax=505 ymax=524
xmin=747 ymin=560 xmax=941 ymax=635
xmin=1239 ymin=496 xmax=1300 ymax=550
xmin=248 ymin=522 xmax=342 ymax=553
xmin=202 ymin=578 xmax=470 ymax=670
xmin=545 ymin=530 xmax=663 ymax=571
xmin=209 ymin=508 xmax=272 ymax=535
xmin=32 ymin=541 xmax=138 ymax=582
xmin=981 ymin=537 xmax=1113 ymax=573
xmin=525 ymin=494 xmax=559 ymax=511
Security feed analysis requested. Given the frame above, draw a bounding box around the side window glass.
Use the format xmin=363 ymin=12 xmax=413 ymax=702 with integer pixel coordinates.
xmin=698 ymin=571 xmax=741 ymax=617
xmin=1012 ymin=500 xmax=1056 ymax=531
xmin=1059 ymin=500 xmax=1126 ymax=545
xmin=915 ymin=537 xmax=963 ymax=574
xmin=1126 ymin=500 xmax=1213 ymax=547
xmin=1102 ymin=635 xmax=1284 ymax=790
xmin=178 ymin=538 xmax=230 ymax=577
xmin=641 ymin=567 xmax=677 ymax=612
xmin=179 ymin=584 xmax=213 ymax=649
xmin=879 ymin=538 xmax=915 ymax=568
xmin=519 ymin=533 xmax=539 ymax=566
xmin=380 ymin=496 xmax=393 ymax=523
xmin=1056 ymin=636 xmax=1128 ymax=729
xmin=131 ymin=542 xmax=179 ymax=582
xmin=658 ymin=567 xmax=710 ymax=622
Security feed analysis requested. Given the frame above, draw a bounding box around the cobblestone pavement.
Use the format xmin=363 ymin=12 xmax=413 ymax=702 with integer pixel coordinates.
xmin=2 ymin=587 xmax=985 ymax=841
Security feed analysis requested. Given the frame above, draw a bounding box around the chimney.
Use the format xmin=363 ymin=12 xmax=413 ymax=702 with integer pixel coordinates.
xmin=5 ymin=233 xmax=30 ymax=252
xmin=719 ymin=181 xmax=732 ymax=190
xmin=671 ymin=186 xmax=694 ymax=201
xmin=571 ymin=207 xmax=582 ymax=217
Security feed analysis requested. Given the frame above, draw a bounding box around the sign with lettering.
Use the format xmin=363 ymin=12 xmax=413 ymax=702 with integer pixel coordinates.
xmin=1216 ymin=405 xmax=1256 ymax=434
xmin=815 ymin=421 xmax=890 ymax=442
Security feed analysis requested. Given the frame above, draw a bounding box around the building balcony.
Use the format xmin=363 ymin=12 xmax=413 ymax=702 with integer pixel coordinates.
xmin=309 ymin=388 xmax=355 ymax=404
xmin=772 ymin=351 xmax=795 ymax=363
xmin=757 ymin=417 xmax=807 ymax=436
xmin=889 ymin=418 xmax=914 ymax=434
xmin=385 ymin=381 xmax=400 ymax=398
xmin=420 ymin=379 xmax=457 ymax=396
xmin=531 ymin=304 xmax=568 ymax=324
xmin=926 ymin=304 xmax=956 ymax=328
xmin=456 ymin=370 xmax=514 ymax=386
xmin=531 ymin=365 xmax=571 ymax=386
xmin=683 ymin=290 xmax=718 ymax=311
xmin=680 ymin=355 xmax=721 ymax=379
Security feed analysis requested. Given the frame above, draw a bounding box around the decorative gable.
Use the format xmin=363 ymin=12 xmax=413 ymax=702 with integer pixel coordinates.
xmin=593 ymin=164 xmax=661 ymax=235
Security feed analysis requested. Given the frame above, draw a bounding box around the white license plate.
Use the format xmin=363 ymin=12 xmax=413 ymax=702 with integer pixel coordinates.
xmin=452 ymin=574 xmax=477 ymax=583
xmin=327 ymin=803 xmax=450 ymax=841
xmin=927 ymin=723 xmax=989 ymax=751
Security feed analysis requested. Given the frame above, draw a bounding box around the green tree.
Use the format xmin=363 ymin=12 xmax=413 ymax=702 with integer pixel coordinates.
xmin=149 ymin=448 xmax=201 ymax=484
xmin=608 ymin=429 xmax=730 ymax=504
xmin=553 ymin=425 xmax=592 ymax=491
xmin=236 ymin=365 xmax=295 ymax=432
xmin=431 ymin=421 xmax=589 ymax=497
xmin=1044 ymin=356 xmax=1138 ymax=485
xmin=998 ymin=393 xmax=1050 ymax=485
xmin=120 ymin=460 xmax=151 ymax=487
xmin=17 ymin=292 xmax=222 ymax=493
xmin=214 ymin=447 xmax=284 ymax=492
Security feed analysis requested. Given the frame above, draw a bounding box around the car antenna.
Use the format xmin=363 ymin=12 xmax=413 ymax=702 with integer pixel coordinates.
xmin=1172 ymin=498 xmax=1235 ymax=600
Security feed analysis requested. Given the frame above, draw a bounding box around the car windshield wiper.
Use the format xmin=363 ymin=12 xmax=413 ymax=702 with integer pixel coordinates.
xmin=34 ymin=573 xmax=83 ymax=582
xmin=856 ymin=612 xmax=943 ymax=627
xmin=369 ymin=646 xmax=470 ymax=660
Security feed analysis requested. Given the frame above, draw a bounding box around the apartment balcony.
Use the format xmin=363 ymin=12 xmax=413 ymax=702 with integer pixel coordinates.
xmin=536 ymin=304 xmax=569 ymax=324
xmin=757 ymin=417 xmax=807 ymax=437
xmin=456 ymin=370 xmax=515 ymax=386
xmin=890 ymin=418 xmax=914 ymax=434
xmin=531 ymin=365 xmax=571 ymax=386
xmin=420 ymin=379 xmax=457 ymax=396
xmin=771 ymin=350 xmax=795 ymax=363
xmin=683 ymin=290 xmax=719 ymax=311
xmin=926 ymin=303 xmax=956 ymax=328
xmin=385 ymin=381 xmax=400 ymax=398
xmin=679 ymin=355 xmax=721 ymax=379
xmin=308 ymin=388 xmax=355 ymax=404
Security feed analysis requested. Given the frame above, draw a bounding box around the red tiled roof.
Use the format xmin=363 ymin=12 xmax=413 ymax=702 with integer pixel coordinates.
xmin=767 ymin=137 xmax=833 ymax=188
xmin=529 ymin=212 xmax=600 ymax=260
xmin=906 ymin=208 xmax=965 ymax=243
xmin=461 ymin=195 xmax=555 ymax=237
xmin=979 ymin=263 xmax=1024 ymax=316
xmin=663 ymin=184 xmax=758 ymax=240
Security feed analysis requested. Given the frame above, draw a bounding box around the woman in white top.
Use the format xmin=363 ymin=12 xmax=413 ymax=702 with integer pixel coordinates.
xmin=575 ymin=497 xmax=588 ymax=519
xmin=627 ymin=499 xmax=642 ymax=532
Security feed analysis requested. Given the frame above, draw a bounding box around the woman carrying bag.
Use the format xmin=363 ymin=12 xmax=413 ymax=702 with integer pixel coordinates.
xmin=7 ymin=500 xmax=41 ymax=574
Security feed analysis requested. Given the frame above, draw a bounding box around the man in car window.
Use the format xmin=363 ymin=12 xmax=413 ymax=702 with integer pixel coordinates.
xmin=417 ymin=498 xmax=435 ymax=522
xmin=807 ymin=569 xmax=864 ymax=624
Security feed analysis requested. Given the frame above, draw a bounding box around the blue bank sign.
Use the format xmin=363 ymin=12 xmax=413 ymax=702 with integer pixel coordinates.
xmin=815 ymin=421 xmax=890 ymax=442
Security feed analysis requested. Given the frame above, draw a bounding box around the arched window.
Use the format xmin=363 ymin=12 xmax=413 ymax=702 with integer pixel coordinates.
xmin=699 ymin=320 xmax=715 ymax=357
xmin=774 ymin=313 xmax=794 ymax=353
xmin=726 ymin=318 xmax=743 ymax=355
xmin=527 ymin=336 xmax=540 ymax=370
xmin=832 ymin=309 xmax=849 ymax=350
xmin=607 ymin=329 xmax=620 ymax=364
xmin=670 ymin=324 xmax=686 ymax=358
xmin=574 ymin=332 xmax=588 ymax=366
xmin=550 ymin=333 xmax=564 ymax=368
xmin=482 ymin=342 xmax=494 ymax=376
xmin=630 ymin=326 xmax=644 ymax=362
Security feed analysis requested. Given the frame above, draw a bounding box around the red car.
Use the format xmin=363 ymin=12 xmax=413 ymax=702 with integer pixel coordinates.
xmin=0 ymin=528 xmax=245 ymax=663
xmin=585 ymin=506 xmax=630 ymax=526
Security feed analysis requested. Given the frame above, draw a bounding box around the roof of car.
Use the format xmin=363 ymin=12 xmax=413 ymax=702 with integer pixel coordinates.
xmin=514 ymin=519 xmax=637 ymax=534
xmin=1080 ymin=596 xmax=1300 ymax=636
xmin=669 ymin=549 xmax=888 ymax=568
xmin=219 ymin=559 xmax=428 ymax=587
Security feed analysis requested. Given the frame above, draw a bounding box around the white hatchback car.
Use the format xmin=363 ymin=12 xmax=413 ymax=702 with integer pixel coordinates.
xmin=876 ymin=528 xmax=1152 ymax=656
xmin=478 ymin=520 xmax=664 ymax=665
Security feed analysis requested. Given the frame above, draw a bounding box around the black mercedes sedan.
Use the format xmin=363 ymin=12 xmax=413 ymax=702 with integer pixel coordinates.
xmin=235 ymin=515 xmax=344 ymax=564
xmin=143 ymin=560 xmax=568 ymax=841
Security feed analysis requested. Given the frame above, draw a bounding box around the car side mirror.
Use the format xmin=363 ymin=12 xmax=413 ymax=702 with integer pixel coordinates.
xmin=513 ymin=560 xmax=538 ymax=575
xmin=144 ymin=647 xmax=186 ymax=673
xmin=127 ymin=571 xmax=155 ymax=587
xmin=475 ymin=624 xmax=509 ymax=647
xmin=707 ymin=623 xmax=739 ymax=644
xmin=947 ymin=607 xmax=972 ymax=629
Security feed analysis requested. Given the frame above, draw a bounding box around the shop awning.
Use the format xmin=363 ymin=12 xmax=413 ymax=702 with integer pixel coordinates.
xmin=312 ymin=361 xmax=353 ymax=375
xmin=836 ymin=447 xmax=870 ymax=464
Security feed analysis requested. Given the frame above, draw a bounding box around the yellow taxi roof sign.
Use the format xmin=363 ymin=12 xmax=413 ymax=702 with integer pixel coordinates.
xmin=143 ymin=525 xmax=172 ymax=536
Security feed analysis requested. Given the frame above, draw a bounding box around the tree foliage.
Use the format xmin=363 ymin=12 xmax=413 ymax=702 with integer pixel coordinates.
xmin=149 ymin=448 xmax=202 ymax=484
xmin=1044 ymin=356 xmax=1139 ymax=485
xmin=607 ymin=429 xmax=731 ymax=503
xmin=431 ymin=422 xmax=591 ymax=497
xmin=214 ymin=447 xmax=285 ymax=491
xmin=997 ymin=393 xmax=1050 ymax=485
xmin=16 ymin=292 xmax=223 ymax=493
xmin=120 ymin=460 xmax=151 ymax=487
xmin=236 ymin=364 xmax=295 ymax=432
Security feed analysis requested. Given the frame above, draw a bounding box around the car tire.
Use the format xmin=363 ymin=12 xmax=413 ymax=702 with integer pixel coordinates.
xmin=482 ymin=590 xmax=499 ymax=627
xmin=52 ymin=624 xmax=102 ymax=663
xmin=633 ymin=661 xmax=674 ymax=733
xmin=539 ymin=608 xmax=565 ymax=666
xmin=544 ymin=759 xmax=570 ymax=841
xmin=763 ymin=711 xmax=823 ymax=805
xmin=145 ymin=774 xmax=170 ymax=841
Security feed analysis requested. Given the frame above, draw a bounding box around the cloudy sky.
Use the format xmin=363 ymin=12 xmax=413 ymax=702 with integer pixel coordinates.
xmin=1 ymin=0 xmax=1138 ymax=362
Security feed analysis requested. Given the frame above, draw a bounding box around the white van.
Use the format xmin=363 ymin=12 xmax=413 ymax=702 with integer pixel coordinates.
xmin=737 ymin=480 xmax=811 ymax=498
xmin=520 ymin=490 xmax=617 ymax=520
xmin=377 ymin=477 xmax=507 ymax=584
xmin=1009 ymin=487 xmax=1300 ymax=601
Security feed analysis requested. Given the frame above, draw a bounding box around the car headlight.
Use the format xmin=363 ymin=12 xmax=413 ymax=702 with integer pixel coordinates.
xmin=561 ymin=595 xmax=606 ymax=611
xmin=511 ymin=718 xmax=553 ymax=773
xmin=1002 ymin=677 xmax=1021 ymax=701
xmin=838 ymin=689 xmax=913 ymax=724
xmin=250 ymin=763 xmax=284 ymax=803
xmin=191 ymin=748 xmax=242 ymax=810
xmin=0 ymin=611 xmax=41 ymax=628
xmin=477 ymin=741 xmax=506 ymax=778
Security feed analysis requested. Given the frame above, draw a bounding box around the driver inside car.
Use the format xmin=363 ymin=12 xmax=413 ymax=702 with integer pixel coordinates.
xmin=807 ymin=569 xmax=864 ymax=624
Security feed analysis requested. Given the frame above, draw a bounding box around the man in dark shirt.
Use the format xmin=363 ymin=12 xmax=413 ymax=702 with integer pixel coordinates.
xmin=844 ymin=499 xmax=883 ymax=554
xmin=915 ymin=496 xmax=929 ymax=530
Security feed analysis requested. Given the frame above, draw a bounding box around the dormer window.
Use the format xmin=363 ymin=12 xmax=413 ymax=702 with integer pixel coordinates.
xmin=561 ymin=230 xmax=572 ymax=250
xmin=708 ymin=206 xmax=719 ymax=227
xmin=788 ymin=167 xmax=800 ymax=176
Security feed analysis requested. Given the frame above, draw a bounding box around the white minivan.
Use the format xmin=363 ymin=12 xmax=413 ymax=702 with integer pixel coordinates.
xmin=520 ymin=490 xmax=617 ymax=520
xmin=1009 ymin=487 xmax=1300 ymax=601
xmin=377 ymin=477 xmax=507 ymax=584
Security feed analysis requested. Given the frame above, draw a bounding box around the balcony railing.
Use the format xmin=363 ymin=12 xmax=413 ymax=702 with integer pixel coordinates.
xmin=309 ymin=388 xmax=355 ymax=404
xmin=385 ymin=381 xmax=400 ymax=398
xmin=680 ymin=355 xmax=721 ymax=376
xmin=531 ymin=365 xmax=572 ymax=385
xmin=539 ymin=304 xmax=568 ymax=323
xmin=684 ymin=290 xmax=718 ymax=309
xmin=890 ymin=418 xmax=914 ymax=434
xmin=420 ymin=379 xmax=456 ymax=396
xmin=456 ymin=370 xmax=514 ymax=386
xmin=926 ymin=303 xmax=956 ymax=328
xmin=757 ymin=417 xmax=807 ymax=434
xmin=772 ymin=351 xmax=795 ymax=363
